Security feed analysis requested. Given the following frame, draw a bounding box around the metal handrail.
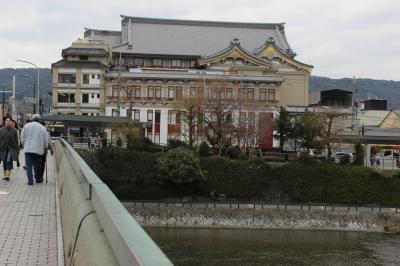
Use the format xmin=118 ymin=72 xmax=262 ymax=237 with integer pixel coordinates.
xmin=122 ymin=200 xmax=399 ymax=214
xmin=58 ymin=138 xmax=172 ymax=266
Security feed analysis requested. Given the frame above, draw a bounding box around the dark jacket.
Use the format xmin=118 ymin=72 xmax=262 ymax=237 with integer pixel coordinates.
xmin=0 ymin=126 xmax=20 ymax=161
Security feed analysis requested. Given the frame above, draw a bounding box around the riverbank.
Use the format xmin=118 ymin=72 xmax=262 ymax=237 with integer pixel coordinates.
xmin=124 ymin=203 xmax=400 ymax=233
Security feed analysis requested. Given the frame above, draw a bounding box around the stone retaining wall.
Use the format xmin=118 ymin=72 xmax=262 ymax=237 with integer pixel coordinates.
xmin=124 ymin=204 xmax=400 ymax=233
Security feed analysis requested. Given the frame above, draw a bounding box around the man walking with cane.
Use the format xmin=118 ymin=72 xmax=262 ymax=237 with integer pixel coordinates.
xmin=21 ymin=114 xmax=48 ymax=185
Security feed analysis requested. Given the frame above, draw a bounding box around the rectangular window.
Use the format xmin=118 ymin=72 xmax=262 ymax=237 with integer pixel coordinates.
xmin=82 ymin=74 xmax=89 ymax=84
xmin=190 ymin=87 xmax=196 ymax=98
xmin=92 ymin=74 xmax=95 ymax=79
xmin=57 ymin=93 xmax=69 ymax=103
xmin=82 ymin=94 xmax=89 ymax=103
xmin=147 ymin=110 xmax=153 ymax=121
xmin=97 ymin=74 xmax=101 ymax=79
xmin=58 ymin=93 xmax=75 ymax=103
xmin=171 ymin=59 xmax=182 ymax=68
xmin=248 ymin=112 xmax=255 ymax=124
xmin=155 ymin=110 xmax=161 ymax=123
xmin=226 ymin=113 xmax=232 ymax=123
xmin=226 ymin=88 xmax=233 ymax=99
xmin=79 ymin=55 xmax=88 ymax=61
xmin=168 ymin=111 xmax=181 ymax=125
xmin=82 ymin=113 xmax=88 ymax=116
xmin=133 ymin=109 xmax=140 ymax=121
xmin=155 ymin=86 xmax=162 ymax=98
xmin=247 ymin=88 xmax=254 ymax=100
xmin=259 ymin=89 xmax=267 ymax=101
xmin=239 ymin=89 xmax=246 ymax=100
xmin=268 ymin=89 xmax=275 ymax=101
xmin=147 ymin=86 xmax=154 ymax=98
xmin=112 ymin=86 xmax=119 ymax=97
xmin=176 ymin=86 xmax=182 ymax=98
xmin=97 ymin=94 xmax=100 ymax=98
xmin=58 ymin=74 xmax=76 ymax=84
xmin=168 ymin=87 xmax=175 ymax=98
xmin=152 ymin=58 xmax=163 ymax=67
xmin=134 ymin=86 xmax=141 ymax=98
xmin=91 ymin=94 xmax=95 ymax=99
xmin=211 ymin=88 xmax=218 ymax=98
xmin=133 ymin=58 xmax=144 ymax=67
xmin=112 ymin=109 xmax=120 ymax=117
xmin=240 ymin=112 xmax=247 ymax=123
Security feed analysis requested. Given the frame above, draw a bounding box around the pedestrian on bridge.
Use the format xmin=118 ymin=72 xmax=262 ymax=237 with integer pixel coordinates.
xmin=20 ymin=114 xmax=48 ymax=185
xmin=0 ymin=117 xmax=20 ymax=181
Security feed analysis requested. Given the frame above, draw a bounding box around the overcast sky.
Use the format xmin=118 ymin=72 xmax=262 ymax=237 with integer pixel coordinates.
xmin=1 ymin=0 xmax=399 ymax=80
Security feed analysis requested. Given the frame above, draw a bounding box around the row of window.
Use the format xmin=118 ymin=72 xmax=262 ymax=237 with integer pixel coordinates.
xmin=125 ymin=57 xmax=197 ymax=68
xmin=58 ymin=74 xmax=102 ymax=84
xmin=112 ymin=109 xmax=162 ymax=123
xmin=111 ymin=86 xmax=276 ymax=101
xmin=57 ymin=93 xmax=100 ymax=103
xmin=113 ymin=109 xmax=255 ymax=125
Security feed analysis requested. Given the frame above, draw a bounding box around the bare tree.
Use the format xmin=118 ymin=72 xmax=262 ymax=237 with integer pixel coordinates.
xmin=174 ymin=80 xmax=205 ymax=147
xmin=202 ymin=77 xmax=235 ymax=156
xmin=319 ymin=109 xmax=345 ymax=159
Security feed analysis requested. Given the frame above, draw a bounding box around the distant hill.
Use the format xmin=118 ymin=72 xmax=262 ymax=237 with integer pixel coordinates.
xmin=0 ymin=68 xmax=399 ymax=112
xmin=310 ymin=76 xmax=400 ymax=109
xmin=0 ymin=68 xmax=51 ymax=113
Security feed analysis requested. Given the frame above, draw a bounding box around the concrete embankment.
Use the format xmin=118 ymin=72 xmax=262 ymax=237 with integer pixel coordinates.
xmin=123 ymin=204 xmax=400 ymax=233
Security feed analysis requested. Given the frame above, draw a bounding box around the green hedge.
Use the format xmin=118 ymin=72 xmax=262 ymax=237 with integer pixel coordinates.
xmin=200 ymin=157 xmax=272 ymax=199
xmin=80 ymin=148 xmax=400 ymax=205
xmin=274 ymin=161 xmax=400 ymax=205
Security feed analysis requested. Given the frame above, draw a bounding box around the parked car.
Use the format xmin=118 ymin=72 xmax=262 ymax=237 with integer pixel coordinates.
xmin=332 ymin=152 xmax=353 ymax=164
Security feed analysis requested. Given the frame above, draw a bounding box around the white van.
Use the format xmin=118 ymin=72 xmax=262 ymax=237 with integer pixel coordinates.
xmin=378 ymin=149 xmax=400 ymax=169
xmin=381 ymin=149 xmax=399 ymax=160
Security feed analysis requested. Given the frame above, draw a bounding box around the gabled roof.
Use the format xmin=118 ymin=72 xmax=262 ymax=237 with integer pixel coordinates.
xmin=379 ymin=110 xmax=400 ymax=128
xmin=255 ymin=37 xmax=313 ymax=71
xmin=88 ymin=16 xmax=296 ymax=57
xmin=198 ymin=38 xmax=273 ymax=68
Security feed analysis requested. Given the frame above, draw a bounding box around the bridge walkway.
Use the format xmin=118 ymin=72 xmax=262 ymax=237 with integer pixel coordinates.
xmin=0 ymin=153 xmax=61 ymax=266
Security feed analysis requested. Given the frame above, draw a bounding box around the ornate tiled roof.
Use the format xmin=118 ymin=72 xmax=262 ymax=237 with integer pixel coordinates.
xmin=85 ymin=16 xmax=296 ymax=57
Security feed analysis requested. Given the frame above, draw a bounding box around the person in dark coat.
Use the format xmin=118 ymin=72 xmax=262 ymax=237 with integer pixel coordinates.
xmin=0 ymin=117 xmax=20 ymax=181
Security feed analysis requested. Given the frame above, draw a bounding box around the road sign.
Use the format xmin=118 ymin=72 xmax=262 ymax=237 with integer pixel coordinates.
xmin=24 ymin=97 xmax=36 ymax=104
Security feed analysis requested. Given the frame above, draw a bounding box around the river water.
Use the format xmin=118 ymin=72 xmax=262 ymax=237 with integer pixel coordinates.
xmin=145 ymin=227 xmax=400 ymax=266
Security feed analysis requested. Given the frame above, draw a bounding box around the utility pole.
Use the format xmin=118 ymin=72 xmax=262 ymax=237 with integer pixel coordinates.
xmin=12 ymin=75 xmax=16 ymax=118
xmin=351 ymin=76 xmax=358 ymax=135
xmin=33 ymin=83 xmax=36 ymax=114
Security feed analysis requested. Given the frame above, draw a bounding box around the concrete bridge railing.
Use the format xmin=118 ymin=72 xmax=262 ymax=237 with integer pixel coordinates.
xmin=54 ymin=138 xmax=172 ymax=266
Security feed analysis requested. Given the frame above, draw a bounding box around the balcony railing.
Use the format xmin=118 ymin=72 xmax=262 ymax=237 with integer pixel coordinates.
xmin=106 ymin=96 xmax=278 ymax=105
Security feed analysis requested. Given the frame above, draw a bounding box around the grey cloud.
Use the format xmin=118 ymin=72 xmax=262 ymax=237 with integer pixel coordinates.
xmin=1 ymin=0 xmax=399 ymax=80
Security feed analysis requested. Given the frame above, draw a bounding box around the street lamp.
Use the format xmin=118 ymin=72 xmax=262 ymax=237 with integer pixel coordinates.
xmin=16 ymin=60 xmax=40 ymax=114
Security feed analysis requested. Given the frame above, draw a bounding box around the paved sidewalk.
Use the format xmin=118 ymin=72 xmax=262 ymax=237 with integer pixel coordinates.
xmin=0 ymin=153 xmax=59 ymax=265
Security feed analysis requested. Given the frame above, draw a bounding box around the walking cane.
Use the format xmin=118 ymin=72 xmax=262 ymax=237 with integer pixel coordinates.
xmin=45 ymin=154 xmax=48 ymax=183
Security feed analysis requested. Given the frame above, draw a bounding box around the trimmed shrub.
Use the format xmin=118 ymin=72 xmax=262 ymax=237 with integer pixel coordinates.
xmin=157 ymin=147 xmax=205 ymax=193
